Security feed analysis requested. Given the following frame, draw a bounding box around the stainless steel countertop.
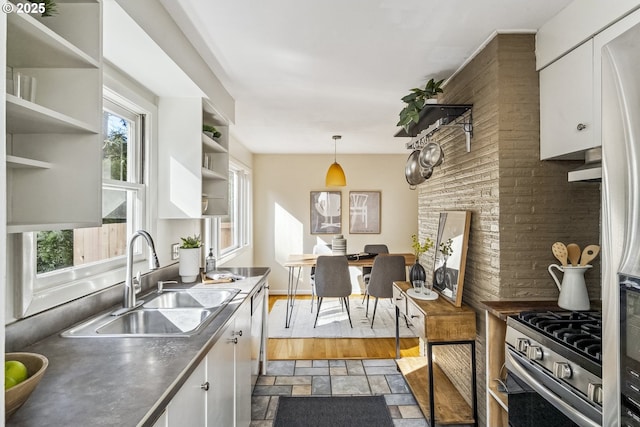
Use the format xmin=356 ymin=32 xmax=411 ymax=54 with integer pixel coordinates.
xmin=6 ymin=267 xmax=270 ymax=427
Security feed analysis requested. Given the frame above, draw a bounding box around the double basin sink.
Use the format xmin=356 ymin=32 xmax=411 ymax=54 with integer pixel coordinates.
xmin=62 ymin=288 xmax=240 ymax=338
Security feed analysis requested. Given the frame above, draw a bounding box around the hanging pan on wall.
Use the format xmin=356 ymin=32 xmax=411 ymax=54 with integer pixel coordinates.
xmin=419 ymin=142 xmax=444 ymax=169
xmin=405 ymin=150 xmax=426 ymax=186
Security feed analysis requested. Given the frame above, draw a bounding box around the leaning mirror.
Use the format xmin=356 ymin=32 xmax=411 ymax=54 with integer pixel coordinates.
xmin=432 ymin=211 xmax=471 ymax=307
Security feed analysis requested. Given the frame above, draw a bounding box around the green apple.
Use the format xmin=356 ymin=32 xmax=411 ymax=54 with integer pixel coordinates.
xmin=5 ymin=360 xmax=28 ymax=389
xmin=5 ymin=375 xmax=17 ymax=390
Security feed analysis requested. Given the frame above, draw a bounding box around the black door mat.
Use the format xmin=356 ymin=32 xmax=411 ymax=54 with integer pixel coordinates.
xmin=273 ymin=395 xmax=394 ymax=427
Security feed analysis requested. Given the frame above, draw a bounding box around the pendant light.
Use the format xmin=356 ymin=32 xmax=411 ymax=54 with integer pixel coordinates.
xmin=325 ymin=135 xmax=347 ymax=186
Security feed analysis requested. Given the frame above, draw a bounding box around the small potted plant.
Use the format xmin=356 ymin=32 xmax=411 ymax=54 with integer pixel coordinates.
xmin=397 ymin=78 xmax=444 ymax=132
xmin=202 ymin=124 xmax=222 ymax=140
xmin=410 ymin=234 xmax=434 ymax=285
xmin=179 ymin=234 xmax=202 ymax=283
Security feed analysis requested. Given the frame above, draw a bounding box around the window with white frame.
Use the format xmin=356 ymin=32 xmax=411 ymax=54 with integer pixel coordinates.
xmin=18 ymin=90 xmax=148 ymax=317
xmin=213 ymin=160 xmax=251 ymax=259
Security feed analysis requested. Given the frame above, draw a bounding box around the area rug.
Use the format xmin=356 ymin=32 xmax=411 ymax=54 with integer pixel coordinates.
xmin=268 ymin=297 xmax=416 ymax=338
xmin=274 ymin=396 xmax=394 ymax=427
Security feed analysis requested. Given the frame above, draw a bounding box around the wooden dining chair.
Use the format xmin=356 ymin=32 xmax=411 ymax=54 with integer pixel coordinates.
xmin=313 ymin=255 xmax=353 ymax=328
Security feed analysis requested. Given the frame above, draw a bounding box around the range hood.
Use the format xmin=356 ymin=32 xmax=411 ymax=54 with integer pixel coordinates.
xmin=568 ymin=147 xmax=602 ymax=182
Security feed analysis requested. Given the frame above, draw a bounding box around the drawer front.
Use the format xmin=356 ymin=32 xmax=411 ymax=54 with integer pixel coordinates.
xmin=406 ymin=299 xmax=426 ymax=339
xmin=393 ymin=286 xmax=407 ymax=316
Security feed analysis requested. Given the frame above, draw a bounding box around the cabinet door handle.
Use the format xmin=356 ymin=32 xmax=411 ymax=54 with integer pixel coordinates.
xmin=228 ymin=337 xmax=238 ymax=344
xmin=577 ymin=123 xmax=587 ymax=131
xmin=201 ymin=382 xmax=210 ymax=391
xmin=411 ymin=315 xmax=419 ymax=319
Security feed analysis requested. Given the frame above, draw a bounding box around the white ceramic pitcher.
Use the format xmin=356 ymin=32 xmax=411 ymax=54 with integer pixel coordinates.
xmin=548 ymin=264 xmax=592 ymax=311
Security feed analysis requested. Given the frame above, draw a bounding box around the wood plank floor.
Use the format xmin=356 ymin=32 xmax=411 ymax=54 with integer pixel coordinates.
xmin=267 ymin=295 xmax=420 ymax=360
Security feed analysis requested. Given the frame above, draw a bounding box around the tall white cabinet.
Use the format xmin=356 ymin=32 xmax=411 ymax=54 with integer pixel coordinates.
xmin=157 ymin=98 xmax=229 ymax=218
xmin=5 ymin=1 xmax=103 ymax=233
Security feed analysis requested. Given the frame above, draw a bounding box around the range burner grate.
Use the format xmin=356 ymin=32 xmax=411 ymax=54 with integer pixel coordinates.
xmin=517 ymin=310 xmax=602 ymax=362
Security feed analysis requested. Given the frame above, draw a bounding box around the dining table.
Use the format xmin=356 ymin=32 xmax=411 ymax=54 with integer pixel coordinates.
xmin=282 ymin=252 xmax=416 ymax=328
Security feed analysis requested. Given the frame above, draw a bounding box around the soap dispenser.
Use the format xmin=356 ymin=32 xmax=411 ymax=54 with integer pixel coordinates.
xmin=206 ymin=248 xmax=216 ymax=273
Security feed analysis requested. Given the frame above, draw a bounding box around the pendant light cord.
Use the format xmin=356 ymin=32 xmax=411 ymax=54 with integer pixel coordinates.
xmin=332 ymin=135 xmax=341 ymax=163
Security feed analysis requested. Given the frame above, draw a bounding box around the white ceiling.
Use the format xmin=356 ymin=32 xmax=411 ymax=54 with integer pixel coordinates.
xmin=163 ymin=0 xmax=573 ymax=155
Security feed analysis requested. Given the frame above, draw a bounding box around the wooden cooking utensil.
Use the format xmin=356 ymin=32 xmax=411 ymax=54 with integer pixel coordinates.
xmin=552 ymin=242 xmax=568 ymax=266
xmin=580 ymin=244 xmax=600 ymax=266
xmin=567 ymin=243 xmax=581 ymax=266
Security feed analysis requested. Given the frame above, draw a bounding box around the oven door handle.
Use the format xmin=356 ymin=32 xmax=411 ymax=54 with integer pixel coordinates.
xmin=506 ymin=349 xmax=600 ymax=427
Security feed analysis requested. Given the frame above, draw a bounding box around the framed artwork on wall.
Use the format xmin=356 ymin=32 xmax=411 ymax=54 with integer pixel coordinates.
xmin=310 ymin=191 xmax=342 ymax=234
xmin=349 ymin=191 xmax=381 ymax=234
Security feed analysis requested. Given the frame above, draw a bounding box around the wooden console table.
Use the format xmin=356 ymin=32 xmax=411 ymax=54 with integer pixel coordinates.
xmin=393 ymin=281 xmax=477 ymax=427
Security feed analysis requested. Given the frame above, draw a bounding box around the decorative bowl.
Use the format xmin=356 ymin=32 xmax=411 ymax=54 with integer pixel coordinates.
xmin=5 ymin=352 xmax=49 ymax=421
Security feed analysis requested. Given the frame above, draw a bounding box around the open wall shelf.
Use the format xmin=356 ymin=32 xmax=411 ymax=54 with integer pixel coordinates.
xmin=395 ymin=104 xmax=472 ymax=138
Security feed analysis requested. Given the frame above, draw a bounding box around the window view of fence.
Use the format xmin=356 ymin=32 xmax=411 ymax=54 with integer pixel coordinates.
xmin=36 ymin=102 xmax=140 ymax=274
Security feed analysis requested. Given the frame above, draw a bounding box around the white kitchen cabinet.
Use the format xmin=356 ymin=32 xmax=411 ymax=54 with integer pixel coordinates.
xmin=158 ymin=98 xmax=229 ymax=219
xmin=207 ymin=300 xmax=251 ymax=427
xmin=5 ymin=1 xmax=103 ymax=232
xmin=539 ymin=40 xmax=596 ymax=160
xmin=167 ymin=359 xmax=207 ymax=426
xmin=234 ymin=301 xmax=252 ymax=427
xmin=155 ymin=299 xmax=252 ymax=427
xmin=207 ymin=319 xmax=235 ymax=427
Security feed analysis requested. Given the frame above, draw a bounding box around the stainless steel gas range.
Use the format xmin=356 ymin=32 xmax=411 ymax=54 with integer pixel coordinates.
xmin=505 ymin=310 xmax=602 ymax=427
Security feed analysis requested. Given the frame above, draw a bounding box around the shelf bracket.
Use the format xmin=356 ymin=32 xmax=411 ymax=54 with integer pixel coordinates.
xmin=405 ymin=110 xmax=474 ymax=152
xmin=463 ymin=112 xmax=473 ymax=152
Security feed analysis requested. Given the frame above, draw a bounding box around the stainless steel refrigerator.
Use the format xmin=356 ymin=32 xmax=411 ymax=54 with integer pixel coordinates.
xmin=601 ymin=10 xmax=640 ymax=426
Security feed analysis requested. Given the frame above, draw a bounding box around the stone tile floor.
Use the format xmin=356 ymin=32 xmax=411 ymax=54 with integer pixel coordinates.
xmin=250 ymin=359 xmax=429 ymax=427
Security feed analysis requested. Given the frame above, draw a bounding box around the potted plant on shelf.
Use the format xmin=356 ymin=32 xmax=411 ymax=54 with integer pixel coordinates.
xmin=202 ymin=124 xmax=222 ymax=140
xmin=397 ymin=78 xmax=444 ymax=132
xmin=28 ymin=0 xmax=57 ymax=17
xmin=179 ymin=234 xmax=202 ymax=283
xmin=410 ymin=234 xmax=433 ymax=286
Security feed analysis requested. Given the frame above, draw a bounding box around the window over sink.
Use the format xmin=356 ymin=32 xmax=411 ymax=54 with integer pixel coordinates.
xmin=14 ymin=89 xmax=150 ymax=318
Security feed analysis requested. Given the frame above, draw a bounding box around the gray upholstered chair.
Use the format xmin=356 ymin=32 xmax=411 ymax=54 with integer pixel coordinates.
xmin=366 ymin=255 xmax=407 ymax=328
xmin=309 ymin=243 xmax=332 ymax=312
xmin=361 ymin=244 xmax=389 ymax=305
xmin=313 ymin=255 xmax=353 ymax=328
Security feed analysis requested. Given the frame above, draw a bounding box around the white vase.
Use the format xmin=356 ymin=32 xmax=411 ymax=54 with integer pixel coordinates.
xmin=179 ymin=247 xmax=201 ymax=283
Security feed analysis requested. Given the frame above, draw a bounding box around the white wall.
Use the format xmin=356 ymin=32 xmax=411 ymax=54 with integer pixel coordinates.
xmin=253 ymin=153 xmax=418 ymax=294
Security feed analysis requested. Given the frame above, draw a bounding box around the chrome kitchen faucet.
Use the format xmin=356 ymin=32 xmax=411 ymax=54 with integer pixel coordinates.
xmin=116 ymin=230 xmax=160 ymax=314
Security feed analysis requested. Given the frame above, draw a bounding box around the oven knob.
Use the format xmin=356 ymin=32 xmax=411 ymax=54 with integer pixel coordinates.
xmin=526 ymin=346 xmax=543 ymax=361
xmin=587 ymin=383 xmax=603 ymax=404
xmin=553 ymin=362 xmax=572 ymax=379
xmin=516 ymin=338 xmax=530 ymax=353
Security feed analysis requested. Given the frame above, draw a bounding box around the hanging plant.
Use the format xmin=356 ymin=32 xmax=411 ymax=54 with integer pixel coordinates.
xmin=397 ymin=78 xmax=444 ymax=131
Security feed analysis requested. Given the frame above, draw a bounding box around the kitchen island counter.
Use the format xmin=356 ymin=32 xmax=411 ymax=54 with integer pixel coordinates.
xmin=6 ymin=267 xmax=270 ymax=427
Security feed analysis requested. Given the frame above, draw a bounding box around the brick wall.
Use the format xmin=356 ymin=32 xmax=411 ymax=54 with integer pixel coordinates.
xmin=414 ymin=34 xmax=601 ymax=426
